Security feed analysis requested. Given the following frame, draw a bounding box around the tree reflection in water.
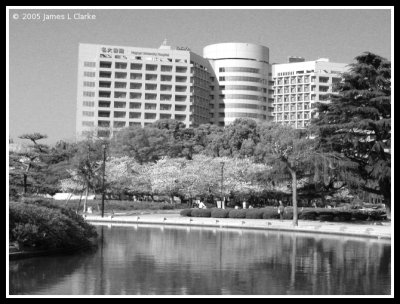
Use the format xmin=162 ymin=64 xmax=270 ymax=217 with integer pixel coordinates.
xmin=9 ymin=225 xmax=391 ymax=295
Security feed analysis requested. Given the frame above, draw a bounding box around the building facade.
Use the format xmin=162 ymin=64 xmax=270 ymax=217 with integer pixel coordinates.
xmin=76 ymin=42 xmax=212 ymax=139
xmin=203 ymin=43 xmax=273 ymax=126
xmin=271 ymin=58 xmax=348 ymax=128
xmin=76 ymin=42 xmax=348 ymax=139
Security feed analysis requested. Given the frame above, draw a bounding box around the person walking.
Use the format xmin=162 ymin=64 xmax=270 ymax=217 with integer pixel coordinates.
xmin=278 ymin=200 xmax=285 ymax=221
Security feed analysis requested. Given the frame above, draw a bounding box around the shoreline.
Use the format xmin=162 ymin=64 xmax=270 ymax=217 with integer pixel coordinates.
xmin=85 ymin=213 xmax=391 ymax=240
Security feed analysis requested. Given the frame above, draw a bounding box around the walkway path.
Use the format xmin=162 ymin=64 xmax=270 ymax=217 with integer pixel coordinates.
xmin=85 ymin=212 xmax=391 ymax=240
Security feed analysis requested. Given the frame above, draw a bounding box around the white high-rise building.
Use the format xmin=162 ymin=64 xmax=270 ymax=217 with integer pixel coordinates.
xmin=76 ymin=42 xmax=212 ymax=139
xmin=203 ymin=43 xmax=274 ymax=126
xmin=271 ymin=58 xmax=348 ymax=128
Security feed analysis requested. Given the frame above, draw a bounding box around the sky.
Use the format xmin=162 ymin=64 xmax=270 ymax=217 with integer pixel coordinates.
xmin=8 ymin=7 xmax=392 ymax=145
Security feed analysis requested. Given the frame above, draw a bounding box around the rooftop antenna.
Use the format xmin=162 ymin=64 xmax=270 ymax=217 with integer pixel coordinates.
xmin=162 ymin=38 xmax=168 ymax=46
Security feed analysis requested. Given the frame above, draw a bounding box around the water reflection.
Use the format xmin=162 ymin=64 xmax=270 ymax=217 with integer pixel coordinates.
xmin=9 ymin=224 xmax=391 ymax=295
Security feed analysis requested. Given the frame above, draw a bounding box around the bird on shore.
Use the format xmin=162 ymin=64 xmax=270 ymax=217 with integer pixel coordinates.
xmin=242 ymin=221 xmax=246 ymax=225
xmin=190 ymin=218 xmax=193 ymax=222
xmin=216 ymin=220 xmax=219 ymax=224
xmin=267 ymin=222 xmax=272 ymax=226
xmin=137 ymin=216 xmax=140 ymax=221
xmin=163 ymin=217 xmax=167 ymax=221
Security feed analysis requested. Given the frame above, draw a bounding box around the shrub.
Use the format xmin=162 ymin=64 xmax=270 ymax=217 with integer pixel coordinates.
xmin=333 ymin=211 xmax=353 ymax=222
xmin=191 ymin=209 xmax=212 ymax=217
xmin=180 ymin=209 xmax=192 ymax=217
xmin=318 ymin=214 xmax=334 ymax=222
xmin=9 ymin=201 xmax=97 ymax=250
xmin=261 ymin=208 xmax=280 ymax=219
xmin=211 ymin=208 xmax=230 ymax=218
xmin=366 ymin=210 xmax=387 ymax=221
xmin=228 ymin=209 xmax=247 ymax=218
xmin=282 ymin=208 xmax=294 ymax=220
xmin=350 ymin=210 xmax=369 ymax=221
xmin=245 ymin=209 xmax=264 ymax=219
xmin=299 ymin=210 xmax=317 ymax=220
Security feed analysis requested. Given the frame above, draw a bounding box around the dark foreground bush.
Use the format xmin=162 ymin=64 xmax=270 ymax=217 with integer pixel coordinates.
xmin=211 ymin=208 xmax=230 ymax=218
xmin=9 ymin=201 xmax=97 ymax=251
xmin=228 ymin=209 xmax=247 ymax=218
xmin=191 ymin=209 xmax=212 ymax=217
xmin=180 ymin=209 xmax=192 ymax=217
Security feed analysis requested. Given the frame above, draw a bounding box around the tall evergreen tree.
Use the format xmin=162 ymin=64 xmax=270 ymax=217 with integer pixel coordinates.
xmin=312 ymin=52 xmax=391 ymax=218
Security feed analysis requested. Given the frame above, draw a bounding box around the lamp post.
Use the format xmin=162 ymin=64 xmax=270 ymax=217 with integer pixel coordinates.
xmin=101 ymin=143 xmax=107 ymax=218
xmin=220 ymin=161 xmax=225 ymax=209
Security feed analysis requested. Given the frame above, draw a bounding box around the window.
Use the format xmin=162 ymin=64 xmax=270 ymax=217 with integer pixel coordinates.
xmin=146 ymin=64 xmax=158 ymax=71
xmin=99 ymin=81 xmax=111 ymax=88
xmin=115 ymin=72 xmax=127 ymax=79
xmin=176 ymin=66 xmax=187 ymax=73
xmin=129 ymin=112 xmax=141 ymax=119
xmin=98 ymin=111 xmax=110 ymax=118
xmin=145 ymin=103 xmax=157 ymax=110
xmin=175 ymin=86 xmax=187 ymax=92
xmin=145 ymin=113 xmax=157 ymax=119
xmin=175 ymin=95 xmax=187 ymax=102
xmin=130 ymin=83 xmax=142 ymax=90
xmin=113 ymin=121 xmax=126 ymax=128
xmin=84 ymin=61 xmax=96 ymax=67
xmin=160 ymin=104 xmax=171 ymax=111
xmin=83 ymin=101 xmax=95 ymax=107
xmin=82 ymin=111 xmax=94 ymax=117
xmin=175 ymin=76 xmax=187 ymax=83
xmin=83 ymin=91 xmax=95 ymax=97
xmin=160 ymin=114 xmax=171 ymax=119
xmin=99 ymin=61 xmax=111 ymax=68
xmin=160 ymin=85 xmax=172 ymax=91
xmin=145 ymin=84 xmax=157 ymax=91
xmin=145 ymin=74 xmax=157 ymax=81
xmin=130 ymin=73 xmax=142 ymax=80
xmin=175 ymin=114 xmax=186 ymax=121
xmin=160 ymin=94 xmax=172 ymax=101
xmin=114 ymin=101 xmax=126 ymax=108
xmin=130 ymin=93 xmax=142 ymax=99
xmin=99 ymin=101 xmax=110 ymax=108
xmin=129 ymin=102 xmax=141 ymax=109
xmin=161 ymin=65 xmax=172 ymax=72
xmin=99 ymin=71 xmax=111 ymax=78
xmin=82 ymin=121 xmax=94 ymax=126
xmin=175 ymin=105 xmax=186 ymax=111
xmin=99 ymin=91 xmax=111 ymax=98
xmin=145 ymin=93 xmax=157 ymax=100
xmin=114 ymin=111 xmax=126 ymax=118
xmin=115 ymin=62 xmax=127 ymax=69
xmin=131 ymin=63 xmax=142 ymax=70
xmin=97 ymin=120 xmax=110 ymax=128
xmin=115 ymin=82 xmax=127 ymax=89
xmin=84 ymin=71 xmax=95 ymax=77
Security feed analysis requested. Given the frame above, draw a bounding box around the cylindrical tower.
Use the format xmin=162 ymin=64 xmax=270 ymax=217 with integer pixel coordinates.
xmin=203 ymin=42 xmax=272 ymax=126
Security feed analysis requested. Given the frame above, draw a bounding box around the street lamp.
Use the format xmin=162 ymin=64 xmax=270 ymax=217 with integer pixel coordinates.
xmin=220 ymin=161 xmax=225 ymax=209
xmin=101 ymin=143 xmax=107 ymax=218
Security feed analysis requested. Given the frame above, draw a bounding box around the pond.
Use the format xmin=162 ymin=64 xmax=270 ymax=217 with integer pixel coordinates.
xmin=9 ymin=223 xmax=391 ymax=295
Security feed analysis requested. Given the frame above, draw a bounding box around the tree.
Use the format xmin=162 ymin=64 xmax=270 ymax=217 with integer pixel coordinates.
xmin=9 ymin=133 xmax=49 ymax=195
xmin=312 ymin=52 xmax=391 ymax=218
xmin=110 ymin=126 xmax=169 ymax=164
xmin=255 ymin=122 xmax=316 ymax=226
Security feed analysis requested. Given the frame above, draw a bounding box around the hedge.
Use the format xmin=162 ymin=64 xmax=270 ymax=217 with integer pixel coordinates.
xmin=191 ymin=209 xmax=212 ymax=217
xmin=178 ymin=207 xmax=386 ymax=222
xmin=211 ymin=208 xmax=230 ymax=218
xmin=180 ymin=209 xmax=192 ymax=217
xmin=228 ymin=209 xmax=247 ymax=218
